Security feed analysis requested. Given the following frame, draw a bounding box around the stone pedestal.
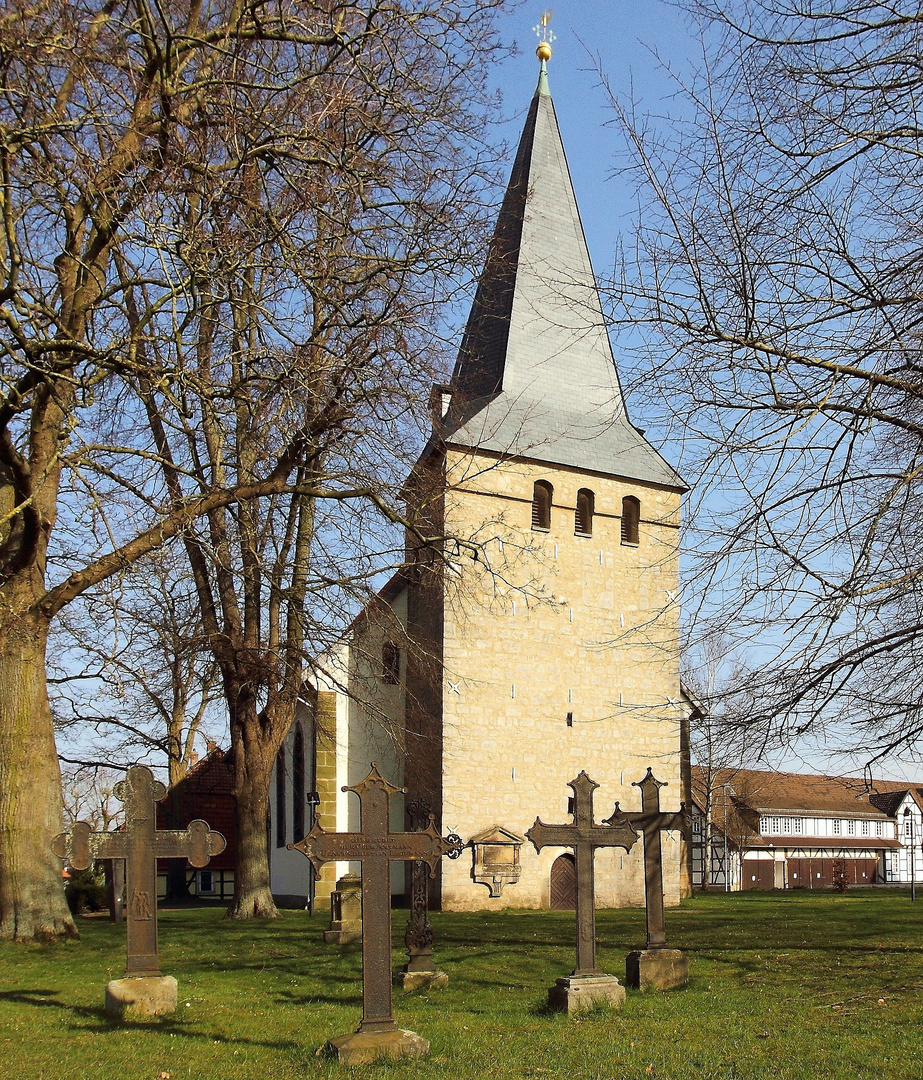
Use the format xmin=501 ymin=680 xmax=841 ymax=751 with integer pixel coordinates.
xmin=547 ymin=974 xmax=626 ymax=1014
xmin=105 ymin=976 xmax=178 ymax=1018
xmin=394 ymin=968 xmax=449 ymax=993
xmin=325 ymin=1028 xmax=429 ymax=1065
xmin=323 ymin=873 xmax=362 ymax=944
xmin=625 ymin=948 xmax=688 ymax=990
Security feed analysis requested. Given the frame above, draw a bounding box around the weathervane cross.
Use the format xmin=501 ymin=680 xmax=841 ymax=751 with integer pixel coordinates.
xmin=533 ymin=9 xmax=556 ymax=46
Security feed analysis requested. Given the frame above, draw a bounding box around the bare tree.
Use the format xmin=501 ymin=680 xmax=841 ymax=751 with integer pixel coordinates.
xmin=60 ymin=765 xmax=122 ymax=833
xmin=53 ymin=550 xmax=220 ymax=786
xmin=0 ymin=0 xmax=509 ymax=940
xmin=607 ymin=0 xmax=923 ymax=771
xmin=684 ymin=632 xmax=759 ymax=887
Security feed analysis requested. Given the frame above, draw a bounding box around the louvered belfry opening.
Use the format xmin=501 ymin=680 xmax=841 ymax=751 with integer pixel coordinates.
xmin=621 ymin=495 xmax=640 ymax=545
xmin=575 ymin=488 xmax=594 ymax=535
xmin=532 ymin=480 xmax=553 ymax=530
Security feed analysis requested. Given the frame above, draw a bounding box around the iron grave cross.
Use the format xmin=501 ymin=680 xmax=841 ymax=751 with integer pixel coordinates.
xmin=52 ymin=765 xmax=226 ymax=977
xmin=289 ymin=763 xmax=462 ymax=1043
xmin=526 ymin=771 xmax=639 ymax=976
xmin=617 ymin=768 xmax=688 ymax=949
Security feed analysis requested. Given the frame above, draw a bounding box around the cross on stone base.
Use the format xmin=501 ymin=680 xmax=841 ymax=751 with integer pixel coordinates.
xmin=526 ymin=771 xmax=639 ymax=1012
xmin=289 ymin=763 xmax=462 ymax=1064
xmin=52 ymin=765 xmax=225 ymax=1016
xmin=616 ymin=768 xmax=689 ymax=990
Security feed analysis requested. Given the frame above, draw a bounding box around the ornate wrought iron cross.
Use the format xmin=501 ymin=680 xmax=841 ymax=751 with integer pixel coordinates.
xmin=52 ymin=765 xmax=226 ymax=977
xmin=527 ymin=771 xmax=639 ymax=976
xmin=289 ymin=764 xmax=462 ymax=1035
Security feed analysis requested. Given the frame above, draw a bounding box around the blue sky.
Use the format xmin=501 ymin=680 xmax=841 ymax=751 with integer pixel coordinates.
xmin=489 ymin=2 xmax=697 ymax=294
xmin=482 ymin=8 xmax=923 ymax=782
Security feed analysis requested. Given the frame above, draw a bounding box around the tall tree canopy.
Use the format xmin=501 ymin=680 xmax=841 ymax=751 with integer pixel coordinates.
xmin=0 ymin=0 xmax=508 ymax=940
xmin=614 ymin=1 xmax=923 ymax=769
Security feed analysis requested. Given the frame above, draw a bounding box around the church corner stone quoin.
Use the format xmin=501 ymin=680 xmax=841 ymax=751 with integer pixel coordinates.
xmin=269 ymin=55 xmax=691 ymax=914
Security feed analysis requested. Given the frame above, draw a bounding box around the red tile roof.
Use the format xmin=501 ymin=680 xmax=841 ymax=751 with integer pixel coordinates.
xmin=692 ymin=766 xmax=900 ymax=816
xmin=690 ymin=765 xmax=921 ymax=851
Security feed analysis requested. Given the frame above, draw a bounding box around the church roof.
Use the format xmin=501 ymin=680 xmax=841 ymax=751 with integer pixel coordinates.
xmin=439 ymin=63 xmax=683 ymax=490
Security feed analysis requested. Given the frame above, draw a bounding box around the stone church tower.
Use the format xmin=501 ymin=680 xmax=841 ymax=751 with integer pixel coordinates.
xmin=270 ymin=55 xmax=689 ymax=913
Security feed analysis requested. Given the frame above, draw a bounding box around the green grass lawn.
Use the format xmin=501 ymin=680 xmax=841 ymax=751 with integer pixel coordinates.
xmin=3 ymin=890 xmax=923 ymax=1079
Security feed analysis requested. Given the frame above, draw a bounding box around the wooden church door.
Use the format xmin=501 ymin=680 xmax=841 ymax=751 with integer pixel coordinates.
xmin=550 ymin=853 xmax=577 ymax=909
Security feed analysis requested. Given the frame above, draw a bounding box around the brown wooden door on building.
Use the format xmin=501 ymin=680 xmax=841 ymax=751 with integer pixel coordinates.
xmin=741 ymin=860 xmax=774 ymax=890
xmin=550 ymin=853 xmax=577 ymax=909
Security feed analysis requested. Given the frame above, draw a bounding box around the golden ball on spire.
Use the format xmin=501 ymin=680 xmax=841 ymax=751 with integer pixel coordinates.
xmin=536 ymin=40 xmax=552 ymax=62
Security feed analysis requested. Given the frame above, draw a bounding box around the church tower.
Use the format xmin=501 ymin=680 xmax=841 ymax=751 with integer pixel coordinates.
xmin=269 ymin=42 xmax=689 ymax=914
xmin=402 ymin=47 xmax=688 ymax=911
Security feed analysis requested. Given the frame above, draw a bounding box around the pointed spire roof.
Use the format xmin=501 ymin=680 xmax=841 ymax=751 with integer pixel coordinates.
xmin=440 ymin=63 xmax=683 ymax=490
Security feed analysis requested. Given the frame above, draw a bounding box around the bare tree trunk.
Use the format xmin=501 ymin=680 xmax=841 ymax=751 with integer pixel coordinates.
xmin=0 ymin=588 xmax=76 ymax=939
xmin=227 ymin=715 xmax=278 ymax=920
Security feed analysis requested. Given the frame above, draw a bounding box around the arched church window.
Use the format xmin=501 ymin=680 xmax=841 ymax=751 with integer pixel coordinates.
xmin=575 ymin=488 xmax=594 ymax=536
xmin=292 ymin=725 xmax=305 ymax=841
xmin=621 ymin=496 xmax=640 ymax=545
xmin=532 ymin=480 xmax=553 ymax=530
xmin=275 ymin=744 xmax=287 ymax=848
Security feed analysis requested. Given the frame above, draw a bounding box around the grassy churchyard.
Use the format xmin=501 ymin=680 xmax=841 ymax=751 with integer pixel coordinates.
xmin=3 ymin=890 xmax=923 ymax=1080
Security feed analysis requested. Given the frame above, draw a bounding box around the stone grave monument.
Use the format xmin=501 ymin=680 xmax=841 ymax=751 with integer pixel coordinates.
xmin=52 ymin=764 xmax=226 ymax=1018
xmin=324 ymin=872 xmax=362 ymax=944
xmin=620 ymin=768 xmax=689 ymax=990
xmin=289 ymin=763 xmax=463 ymax=1065
xmin=526 ymin=771 xmax=639 ymax=1013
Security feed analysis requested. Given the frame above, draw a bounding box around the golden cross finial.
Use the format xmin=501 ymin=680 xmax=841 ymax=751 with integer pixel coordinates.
xmin=533 ymin=10 xmax=555 ymax=62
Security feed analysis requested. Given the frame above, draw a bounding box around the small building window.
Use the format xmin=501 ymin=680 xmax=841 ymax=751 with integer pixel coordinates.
xmin=847 ymin=820 xmax=856 ymax=836
xmin=876 ymin=820 xmax=884 ymax=837
xmin=575 ymin=489 xmax=594 ymax=536
xmin=275 ymin=745 xmax=287 ymax=848
xmin=198 ymin=870 xmax=214 ymax=894
xmin=833 ymin=819 xmax=842 ymax=835
xmin=621 ymin=496 xmax=640 ymax=545
xmin=861 ymin=819 xmax=870 ymax=836
xmin=532 ymin=481 xmax=553 ymax=530
xmin=382 ymin=641 xmax=401 ymax=685
xmin=791 ymin=817 xmax=803 ymax=834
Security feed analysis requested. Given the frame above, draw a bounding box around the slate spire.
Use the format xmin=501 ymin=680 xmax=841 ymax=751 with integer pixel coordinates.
xmin=440 ymin=58 xmax=682 ymax=489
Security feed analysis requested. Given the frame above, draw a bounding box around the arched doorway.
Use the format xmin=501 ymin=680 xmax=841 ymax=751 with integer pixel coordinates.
xmin=550 ymin=853 xmax=577 ymax=910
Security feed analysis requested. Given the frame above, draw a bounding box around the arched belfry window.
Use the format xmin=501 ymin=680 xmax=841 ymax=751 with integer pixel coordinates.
xmin=532 ymin=480 xmax=553 ymax=531
xmin=292 ymin=725 xmax=305 ymax=841
xmin=575 ymin=489 xmax=594 ymax=536
xmin=621 ymin=495 xmax=640 ymax=545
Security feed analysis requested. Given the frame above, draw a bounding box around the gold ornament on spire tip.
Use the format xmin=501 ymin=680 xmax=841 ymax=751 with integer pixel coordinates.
xmin=533 ymin=10 xmax=555 ymax=62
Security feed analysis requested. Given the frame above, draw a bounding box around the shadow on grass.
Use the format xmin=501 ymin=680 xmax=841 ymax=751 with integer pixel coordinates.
xmin=0 ymin=988 xmax=65 ymax=1007
xmin=274 ymin=989 xmax=363 ymax=1007
xmin=0 ymin=986 xmax=301 ymax=1052
xmin=69 ymin=1010 xmax=301 ymax=1051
